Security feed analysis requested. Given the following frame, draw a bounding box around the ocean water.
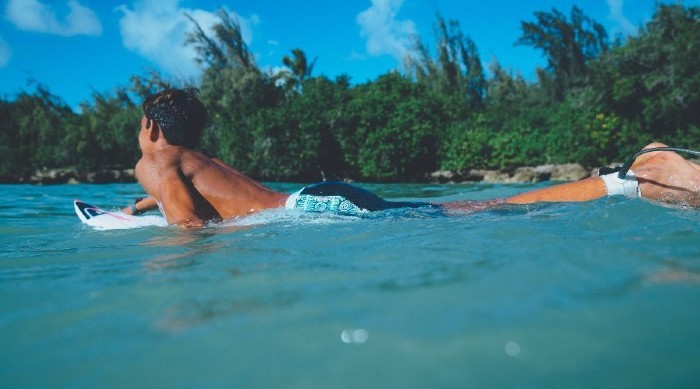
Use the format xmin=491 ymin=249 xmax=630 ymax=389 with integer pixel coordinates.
xmin=1 ymin=182 xmax=699 ymax=388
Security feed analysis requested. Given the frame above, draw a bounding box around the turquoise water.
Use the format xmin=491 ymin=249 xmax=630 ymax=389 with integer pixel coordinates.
xmin=2 ymin=182 xmax=700 ymax=388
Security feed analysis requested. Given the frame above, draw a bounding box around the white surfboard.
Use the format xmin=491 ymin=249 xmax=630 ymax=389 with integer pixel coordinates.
xmin=74 ymin=200 xmax=167 ymax=230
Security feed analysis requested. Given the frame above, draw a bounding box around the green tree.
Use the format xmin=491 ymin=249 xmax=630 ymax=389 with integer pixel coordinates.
xmin=0 ymin=86 xmax=75 ymax=180
xmin=592 ymin=4 xmax=700 ymax=146
xmin=185 ymin=9 xmax=255 ymax=72
xmin=340 ymin=73 xmax=446 ymax=181
xmin=128 ymin=69 xmax=178 ymax=102
xmin=185 ymin=8 xmax=282 ymax=170
xmin=66 ymin=88 xmax=141 ymax=170
xmin=406 ymin=13 xmax=485 ymax=111
xmin=278 ymin=48 xmax=317 ymax=93
xmin=516 ymin=6 xmax=608 ymax=101
xmin=247 ymin=76 xmax=350 ymax=181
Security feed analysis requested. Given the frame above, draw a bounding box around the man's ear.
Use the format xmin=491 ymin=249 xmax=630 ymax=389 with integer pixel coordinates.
xmin=148 ymin=119 xmax=160 ymax=142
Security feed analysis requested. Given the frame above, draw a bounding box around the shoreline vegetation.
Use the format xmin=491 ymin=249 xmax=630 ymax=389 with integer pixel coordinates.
xmin=17 ymin=163 xmax=599 ymax=185
xmin=2 ymin=4 xmax=698 ymax=185
xmin=13 ymin=157 xmax=700 ymax=184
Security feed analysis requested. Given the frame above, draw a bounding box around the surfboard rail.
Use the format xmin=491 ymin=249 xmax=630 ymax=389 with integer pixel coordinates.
xmin=74 ymin=200 xmax=167 ymax=230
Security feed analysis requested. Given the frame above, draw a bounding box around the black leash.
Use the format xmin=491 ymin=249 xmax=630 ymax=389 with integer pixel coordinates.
xmin=598 ymin=147 xmax=700 ymax=178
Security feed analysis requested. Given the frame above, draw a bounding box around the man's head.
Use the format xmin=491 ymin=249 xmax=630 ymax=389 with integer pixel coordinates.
xmin=142 ymin=88 xmax=208 ymax=149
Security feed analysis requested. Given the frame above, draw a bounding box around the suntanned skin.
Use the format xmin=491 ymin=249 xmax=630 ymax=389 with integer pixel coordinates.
xmin=123 ymin=196 xmax=158 ymax=215
xmin=134 ymin=116 xmax=288 ymax=228
xmin=630 ymin=142 xmax=700 ymax=206
xmin=132 ymin=120 xmax=700 ymax=228
xmin=502 ymin=142 xmax=700 ymax=206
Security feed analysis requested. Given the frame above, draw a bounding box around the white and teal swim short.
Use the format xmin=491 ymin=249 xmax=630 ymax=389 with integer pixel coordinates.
xmin=285 ymin=181 xmax=436 ymax=216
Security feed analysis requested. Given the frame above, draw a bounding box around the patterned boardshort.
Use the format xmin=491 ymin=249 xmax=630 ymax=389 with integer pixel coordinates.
xmin=285 ymin=182 xmax=435 ymax=216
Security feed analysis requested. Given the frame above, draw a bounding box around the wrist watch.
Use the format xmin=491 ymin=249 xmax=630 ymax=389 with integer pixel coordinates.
xmin=130 ymin=197 xmax=145 ymax=215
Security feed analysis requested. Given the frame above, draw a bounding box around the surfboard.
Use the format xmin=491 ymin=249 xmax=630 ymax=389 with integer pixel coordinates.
xmin=74 ymin=200 xmax=167 ymax=230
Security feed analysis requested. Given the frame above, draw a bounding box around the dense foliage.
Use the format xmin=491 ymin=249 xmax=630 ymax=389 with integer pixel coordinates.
xmin=1 ymin=4 xmax=698 ymax=183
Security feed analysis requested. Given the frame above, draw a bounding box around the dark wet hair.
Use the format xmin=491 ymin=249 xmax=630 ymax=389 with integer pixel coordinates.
xmin=142 ymin=88 xmax=208 ymax=149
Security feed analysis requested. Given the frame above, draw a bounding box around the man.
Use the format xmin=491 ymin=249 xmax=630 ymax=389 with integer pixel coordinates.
xmin=126 ymin=88 xmax=700 ymax=228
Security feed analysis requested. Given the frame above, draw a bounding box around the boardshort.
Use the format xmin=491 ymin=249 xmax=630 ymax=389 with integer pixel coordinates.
xmin=284 ymin=181 xmax=436 ymax=216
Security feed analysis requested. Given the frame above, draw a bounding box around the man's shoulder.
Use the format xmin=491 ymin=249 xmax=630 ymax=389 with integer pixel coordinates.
xmin=137 ymin=149 xmax=184 ymax=176
xmin=139 ymin=147 xmax=214 ymax=180
xmin=143 ymin=147 xmax=194 ymax=164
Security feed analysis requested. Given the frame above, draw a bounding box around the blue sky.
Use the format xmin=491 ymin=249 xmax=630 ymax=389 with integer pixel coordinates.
xmin=1 ymin=0 xmax=697 ymax=109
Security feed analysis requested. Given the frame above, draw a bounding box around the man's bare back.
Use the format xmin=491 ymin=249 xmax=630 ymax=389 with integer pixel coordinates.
xmin=136 ymin=146 xmax=287 ymax=227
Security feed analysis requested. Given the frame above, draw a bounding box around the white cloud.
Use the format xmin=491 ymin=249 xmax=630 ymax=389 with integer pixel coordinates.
xmin=5 ymin=0 xmax=102 ymax=36
xmin=607 ymin=0 xmax=638 ymax=36
xmin=347 ymin=50 xmax=368 ymax=61
xmin=116 ymin=0 xmax=255 ymax=78
xmin=356 ymin=0 xmax=416 ymax=63
xmin=0 ymin=36 xmax=11 ymax=68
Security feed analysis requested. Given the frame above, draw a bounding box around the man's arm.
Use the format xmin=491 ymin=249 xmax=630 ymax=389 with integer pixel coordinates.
xmin=122 ymin=196 xmax=158 ymax=215
xmin=156 ymin=171 xmax=206 ymax=228
xmin=441 ymin=177 xmax=608 ymax=210
xmin=505 ymin=143 xmax=700 ymax=206
xmin=446 ymin=143 xmax=699 ymax=209
xmin=504 ymin=176 xmax=608 ymax=204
